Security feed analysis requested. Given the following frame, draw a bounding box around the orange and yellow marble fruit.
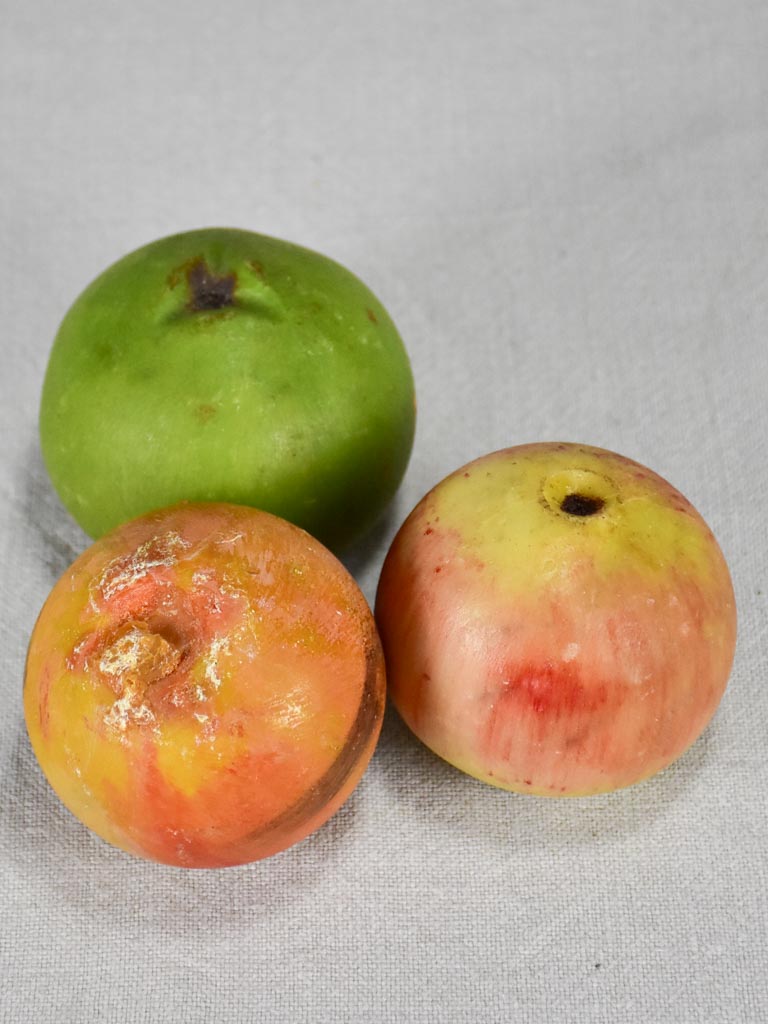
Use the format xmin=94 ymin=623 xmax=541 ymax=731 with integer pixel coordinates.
xmin=375 ymin=443 xmax=736 ymax=796
xmin=25 ymin=503 xmax=385 ymax=866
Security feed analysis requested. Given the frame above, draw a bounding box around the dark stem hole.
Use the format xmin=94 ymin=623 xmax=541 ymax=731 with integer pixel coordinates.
xmin=560 ymin=493 xmax=605 ymax=516
xmin=187 ymin=260 xmax=237 ymax=311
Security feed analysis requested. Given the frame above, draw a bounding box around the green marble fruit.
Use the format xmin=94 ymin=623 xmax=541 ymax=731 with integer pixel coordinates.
xmin=40 ymin=228 xmax=416 ymax=549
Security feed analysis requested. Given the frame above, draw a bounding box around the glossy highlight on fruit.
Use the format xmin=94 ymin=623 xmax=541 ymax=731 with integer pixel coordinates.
xmin=39 ymin=228 xmax=416 ymax=550
xmin=24 ymin=503 xmax=385 ymax=867
xmin=375 ymin=442 xmax=737 ymax=796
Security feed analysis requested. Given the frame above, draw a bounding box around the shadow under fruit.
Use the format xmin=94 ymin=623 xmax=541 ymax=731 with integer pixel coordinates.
xmin=39 ymin=227 xmax=416 ymax=550
xmin=24 ymin=502 xmax=385 ymax=867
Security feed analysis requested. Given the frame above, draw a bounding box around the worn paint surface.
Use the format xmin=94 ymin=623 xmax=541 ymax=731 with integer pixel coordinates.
xmin=25 ymin=503 xmax=385 ymax=866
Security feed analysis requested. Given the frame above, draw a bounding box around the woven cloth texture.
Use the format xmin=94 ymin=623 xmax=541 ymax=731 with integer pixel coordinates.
xmin=1 ymin=2 xmax=767 ymax=1022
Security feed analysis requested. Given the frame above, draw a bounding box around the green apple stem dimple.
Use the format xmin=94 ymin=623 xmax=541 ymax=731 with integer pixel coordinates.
xmin=187 ymin=260 xmax=237 ymax=312
xmin=560 ymin=494 xmax=605 ymax=517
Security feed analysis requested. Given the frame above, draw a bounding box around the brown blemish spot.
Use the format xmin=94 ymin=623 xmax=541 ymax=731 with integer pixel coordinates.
xmin=564 ymin=729 xmax=588 ymax=749
xmin=195 ymin=403 xmax=218 ymax=424
xmin=187 ymin=259 xmax=237 ymax=312
xmin=248 ymin=259 xmax=265 ymax=278
xmin=366 ymin=307 xmax=378 ymax=324
xmin=434 ymin=566 xmax=442 ymax=573
xmin=424 ymin=527 xmax=434 ymax=535
xmin=523 ymin=778 xmax=532 ymax=786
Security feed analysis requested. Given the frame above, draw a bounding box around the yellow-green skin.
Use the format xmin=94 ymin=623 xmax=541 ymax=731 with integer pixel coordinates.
xmin=40 ymin=228 xmax=416 ymax=550
xmin=376 ymin=443 xmax=737 ymax=796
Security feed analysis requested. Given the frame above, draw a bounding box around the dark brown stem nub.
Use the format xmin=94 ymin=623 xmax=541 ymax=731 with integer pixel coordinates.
xmin=560 ymin=493 xmax=605 ymax=516
xmin=187 ymin=260 xmax=237 ymax=311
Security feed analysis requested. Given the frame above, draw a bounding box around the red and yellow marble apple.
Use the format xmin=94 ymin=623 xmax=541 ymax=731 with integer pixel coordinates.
xmin=375 ymin=442 xmax=737 ymax=796
xmin=24 ymin=503 xmax=385 ymax=867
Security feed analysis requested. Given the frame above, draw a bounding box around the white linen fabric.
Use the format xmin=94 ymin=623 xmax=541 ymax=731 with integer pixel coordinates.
xmin=1 ymin=2 xmax=766 ymax=1021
